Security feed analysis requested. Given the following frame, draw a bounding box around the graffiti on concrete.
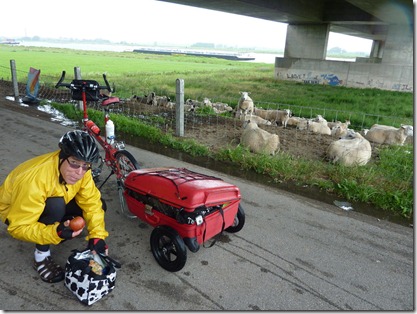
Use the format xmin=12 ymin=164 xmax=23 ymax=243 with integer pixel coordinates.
xmin=320 ymin=74 xmax=343 ymax=86
xmin=283 ymin=71 xmax=343 ymax=86
xmin=275 ymin=61 xmax=413 ymax=92
xmin=392 ymin=83 xmax=412 ymax=91
xmin=304 ymin=79 xmax=320 ymax=84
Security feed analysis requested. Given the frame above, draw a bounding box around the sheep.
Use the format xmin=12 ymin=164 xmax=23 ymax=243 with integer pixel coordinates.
xmin=202 ymin=97 xmax=212 ymax=107
xmin=253 ymin=107 xmax=292 ymax=128
xmin=185 ymin=98 xmax=201 ymax=111
xmin=235 ymin=91 xmax=254 ymax=118
xmin=312 ymin=114 xmax=327 ymax=124
xmin=327 ymin=120 xmax=350 ymax=137
xmin=155 ymin=95 xmax=170 ymax=107
xmin=360 ymin=129 xmax=369 ymax=137
xmin=365 ymin=124 xmax=413 ymax=145
xmin=331 ymin=123 xmax=352 ymax=138
xmin=146 ymin=92 xmax=157 ymax=106
xmin=240 ymin=120 xmax=279 ymax=155
xmin=286 ymin=116 xmax=305 ymax=128
xmin=307 ymin=120 xmax=332 ymax=135
xmin=165 ymin=102 xmax=176 ymax=109
xmin=130 ymin=94 xmax=148 ymax=104
xmin=327 ymin=119 xmax=351 ymax=129
xmin=239 ymin=113 xmax=272 ymax=126
xmin=326 ymin=131 xmax=372 ymax=166
xmin=296 ymin=118 xmax=309 ymax=130
xmin=211 ymin=102 xmax=233 ymax=114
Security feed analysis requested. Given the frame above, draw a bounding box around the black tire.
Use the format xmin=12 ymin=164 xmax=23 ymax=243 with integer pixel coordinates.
xmin=150 ymin=226 xmax=187 ymax=272
xmin=115 ymin=150 xmax=140 ymax=219
xmin=115 ymin=150 xmax=140 ymax=179
xmin=225 ymin=204 xmax=245 ymax=233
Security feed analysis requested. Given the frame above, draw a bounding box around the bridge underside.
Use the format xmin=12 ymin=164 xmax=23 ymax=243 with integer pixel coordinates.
xmin=158 ymin=0 xmax=413 ymax=91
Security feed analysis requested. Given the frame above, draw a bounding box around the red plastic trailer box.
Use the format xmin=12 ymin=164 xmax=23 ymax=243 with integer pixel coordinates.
xmin=123 ymin=167 xmax=245 ymax=271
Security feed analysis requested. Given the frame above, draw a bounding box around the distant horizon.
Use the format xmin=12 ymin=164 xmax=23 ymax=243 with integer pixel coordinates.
xmin=1 ymin=36 xmax=370 ymax=55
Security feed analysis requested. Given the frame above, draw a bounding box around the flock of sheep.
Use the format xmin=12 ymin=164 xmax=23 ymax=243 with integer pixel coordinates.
xmin=233 ymin=91 xmax=413 ymax=166
xmin=130 ymin=91 xmax=413 ymax=167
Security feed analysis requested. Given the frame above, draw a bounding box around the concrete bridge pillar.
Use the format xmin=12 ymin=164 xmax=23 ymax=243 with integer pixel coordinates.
xmin=380 ymin=24 xmax=413 ymax=65
xmin=284 ymin=24 xmax=330 ymax=60
xmin=370 ymin=40 xmax=384 ymax=59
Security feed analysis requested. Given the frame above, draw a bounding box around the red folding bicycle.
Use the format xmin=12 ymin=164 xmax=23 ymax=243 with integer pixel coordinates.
xmin=55 ymin=71 xmax=139 ymax=216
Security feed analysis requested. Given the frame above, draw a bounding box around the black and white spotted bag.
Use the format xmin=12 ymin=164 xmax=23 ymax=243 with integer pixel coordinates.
xmin=64 ymin=249 xmax=121 ymax=305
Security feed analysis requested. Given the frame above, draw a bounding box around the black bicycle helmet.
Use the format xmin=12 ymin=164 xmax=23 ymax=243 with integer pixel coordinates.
xmin=59 ymin=130 xmax=99 ymax=163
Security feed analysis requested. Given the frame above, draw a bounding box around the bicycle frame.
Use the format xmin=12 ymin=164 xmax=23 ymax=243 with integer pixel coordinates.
xmin=55 ymin=71 xmax=139 ymax=190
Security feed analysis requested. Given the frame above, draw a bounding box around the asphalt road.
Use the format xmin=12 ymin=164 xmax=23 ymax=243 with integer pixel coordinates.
xmin=0 ymin=101 xmax=413 ymax=310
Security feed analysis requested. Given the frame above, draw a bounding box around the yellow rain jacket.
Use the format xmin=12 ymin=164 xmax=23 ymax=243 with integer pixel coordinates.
xmin=0 ymin=150 xmax=108 ymax=245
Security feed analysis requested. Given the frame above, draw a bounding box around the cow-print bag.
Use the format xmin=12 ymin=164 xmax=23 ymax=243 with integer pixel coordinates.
xmin=64 ymin=249 xmax=121 ymax=305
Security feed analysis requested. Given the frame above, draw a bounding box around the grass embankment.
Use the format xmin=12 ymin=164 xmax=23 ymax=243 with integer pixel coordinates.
xmin=1 ymin=45 xmax=413 ymax=219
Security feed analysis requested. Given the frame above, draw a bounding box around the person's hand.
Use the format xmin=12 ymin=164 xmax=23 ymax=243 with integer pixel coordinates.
xmin=56 ymin=220 xmax=83 ymax=239
xmin=88 ymin=238 xmax=108 ymax=255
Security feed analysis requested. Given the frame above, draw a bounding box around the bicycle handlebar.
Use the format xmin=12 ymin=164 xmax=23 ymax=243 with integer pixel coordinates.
xmin=55 ymin=70 xmax=115 ymax=93
xmin=55 ymin=70 xmax=69 ymax=88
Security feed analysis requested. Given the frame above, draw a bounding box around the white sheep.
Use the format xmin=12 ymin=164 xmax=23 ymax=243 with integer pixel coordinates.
xmin=327 ymin=119 xmax=351 ymax=129
xmin=185 ymin=98 xmax=201 ymax=111
xmin=239 ymin=113 xmax=272 ymax=125
xmin=312 ymin=114 xmax=327 ymax=124
xmin=296 ymin=118 xmax=309 ymax=130
xmin=240 ymin=120 xmax=279 ymax=155
xmin=331 ymin=124 xmax=352 ymax=138
xmin=155 ymin=95 xmax=170 ymax=107
xmin=202 ymin=97 xmax=212 ymax=107
xmin=286 ymin=116 xmax=304 ymax=128
xmin=212 ymin=102 xmax=233 ymax=114
xmin=365 ymin=124 xmax=413 ymax=145
xmin=253 ymin=107 xmax=292 ymax=128
xmin=307 ymin=120 xmax=332 ymax=135
xmin=235 ymin=92 xmax=254 ymax=118
xmin=326 ymin=131 xmax=372 ymax=166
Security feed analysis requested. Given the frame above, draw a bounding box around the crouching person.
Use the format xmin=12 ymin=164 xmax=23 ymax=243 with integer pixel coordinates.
xmin=0 ymin=130 xmax=109 ymax=283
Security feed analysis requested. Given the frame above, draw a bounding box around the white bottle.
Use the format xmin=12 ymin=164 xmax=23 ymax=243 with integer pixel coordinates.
xmin=105 ymin=119 xmax=115 ymax=144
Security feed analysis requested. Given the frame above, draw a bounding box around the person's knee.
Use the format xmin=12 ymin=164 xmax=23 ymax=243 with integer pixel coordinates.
xmin=39 ymin=197 xmax=66 ymax=224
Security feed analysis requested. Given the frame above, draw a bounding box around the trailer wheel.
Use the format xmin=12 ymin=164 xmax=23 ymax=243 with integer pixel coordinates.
xmin=225 ymin=204 xmax=245 ymax=233
xmin=150 ymin=226 xmax=187 ymax=272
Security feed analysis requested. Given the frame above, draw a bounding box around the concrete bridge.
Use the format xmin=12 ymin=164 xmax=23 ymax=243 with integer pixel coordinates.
xmin=159 ymin=0 xmax=413 ymax=92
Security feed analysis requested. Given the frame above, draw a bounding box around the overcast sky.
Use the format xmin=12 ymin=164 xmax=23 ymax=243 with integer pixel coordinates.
xmin=1 ymin=0 xmax=373 ymax=52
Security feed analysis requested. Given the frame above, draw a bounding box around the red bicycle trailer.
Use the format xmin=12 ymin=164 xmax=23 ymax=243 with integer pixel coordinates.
xmin=123 ymin=167 xmax=245 ymax=272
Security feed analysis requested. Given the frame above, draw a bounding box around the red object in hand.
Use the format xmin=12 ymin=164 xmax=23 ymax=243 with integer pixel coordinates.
xmin=69 ymin=216 xmax=85 ymax=231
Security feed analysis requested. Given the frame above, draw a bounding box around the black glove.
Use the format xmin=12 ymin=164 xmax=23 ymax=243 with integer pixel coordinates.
xmin=88 ymin=238 xmax=108 ymax=254
xmin=57 ymin=222 xmax=73 ymax=240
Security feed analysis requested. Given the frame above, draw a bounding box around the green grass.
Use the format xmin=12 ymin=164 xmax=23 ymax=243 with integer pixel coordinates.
xmin=1 ymin=45 xmax=413 ymax=219
xmin=1 ymin=45 xmax=412 ymax=129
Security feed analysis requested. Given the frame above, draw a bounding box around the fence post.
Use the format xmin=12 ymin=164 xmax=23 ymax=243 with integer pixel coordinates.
xmin=10 ymin=60 xmax=19 ymax=101
xmin=175 ymin=78 xmax=184 ymax=137
xmin=74 ymin=67 xmax=82 ymax=110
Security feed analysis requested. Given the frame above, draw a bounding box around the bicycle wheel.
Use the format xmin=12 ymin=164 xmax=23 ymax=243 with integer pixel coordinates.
xmin=150 ymin=226 xmax=187 ymax=272
xmin=115 ymin=150 xmax=140 ymax=219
